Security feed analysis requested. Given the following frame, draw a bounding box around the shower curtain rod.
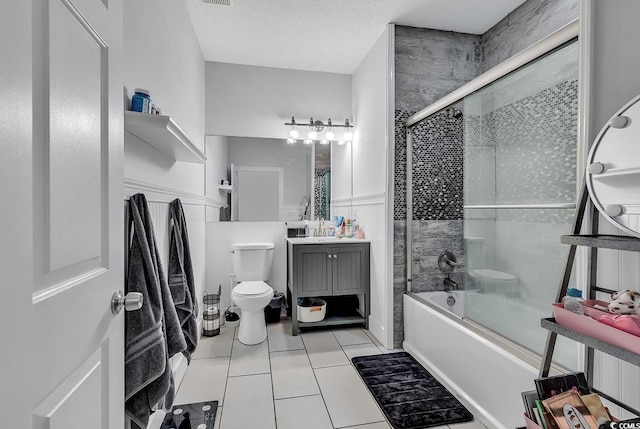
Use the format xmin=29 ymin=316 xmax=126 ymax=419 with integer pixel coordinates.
xmin=404 ymin=19 xmax=579 ymax=128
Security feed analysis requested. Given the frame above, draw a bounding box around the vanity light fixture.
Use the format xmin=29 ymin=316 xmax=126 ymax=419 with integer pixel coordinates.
xmin=284 ymin=116 xmax=354 ymax=145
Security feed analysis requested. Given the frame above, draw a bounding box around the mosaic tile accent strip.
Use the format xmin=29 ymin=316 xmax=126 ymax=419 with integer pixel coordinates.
xmin=394 ymin=109 xmax=465 ymax=222
xmin=394 ymin=109 xmax=412 ymax=221
xmin=411 ymin=110 xmax=464 ymax=221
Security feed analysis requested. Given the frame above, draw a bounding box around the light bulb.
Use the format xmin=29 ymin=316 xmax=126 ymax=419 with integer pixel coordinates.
xmin=307 ymin=117 xmax=318 ymax=140
xmin=320 ymin=139 xmax=329 ymax=145
xmin=289 ymin=117 xmax=299 ymax=138
xmin=287 ymin=137 xmax=296 ymax=144
xmin=325 ymin=128 xmax=335 ymax=140
xmin=343 ymin=119 xmax=353 ymax=141
xmin=303 ymin=139 xmax=313 ymax=145
xmin=325 ymin=118 xmax=334 ymax=140
xmin=337 ymin=140 xmax=346 ymax=146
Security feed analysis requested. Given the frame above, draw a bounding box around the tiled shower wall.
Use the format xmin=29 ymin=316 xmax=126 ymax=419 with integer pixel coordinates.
xmin=392 ymin=0 xmax=578 ymax=347
xmin=406 ymin=109 xmax=466 ymax=293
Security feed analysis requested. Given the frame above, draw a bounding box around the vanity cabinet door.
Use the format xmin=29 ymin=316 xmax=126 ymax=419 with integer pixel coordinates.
xmin=295 ymin=245 xmax=332 ymax=296
xmin=331 ymin=244 xmax=369 ymax=295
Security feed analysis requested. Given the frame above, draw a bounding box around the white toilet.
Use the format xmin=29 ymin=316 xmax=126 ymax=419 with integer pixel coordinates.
xmin=231 ymin=242 xmax=275 ymax=345
xmin=465 ymin=237 xmax=517 ymax=295
xmin=468 ymin=268 xmax=517 ymax=295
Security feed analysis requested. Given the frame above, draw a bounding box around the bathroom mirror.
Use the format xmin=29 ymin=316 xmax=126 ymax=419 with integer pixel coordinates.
xmin=205 ymin=135 xmax=351 ymax=222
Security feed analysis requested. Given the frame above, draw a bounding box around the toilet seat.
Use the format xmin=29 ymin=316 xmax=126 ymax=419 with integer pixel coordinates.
xmin=233 ymin=281 xmax=272 ymax=296
xmin=470 ymin=269 xmax=516 ymax=282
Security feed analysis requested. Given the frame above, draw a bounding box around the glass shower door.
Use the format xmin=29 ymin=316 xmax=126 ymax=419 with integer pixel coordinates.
xmin=462 ymin=40 xmax=579 ymax=369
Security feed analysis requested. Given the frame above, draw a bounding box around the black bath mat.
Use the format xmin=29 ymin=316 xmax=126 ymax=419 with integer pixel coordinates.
xmin=160 ymin=400 xmax=218 ymax=429
xmin=352 ymin=352 xmax=473 ymax=429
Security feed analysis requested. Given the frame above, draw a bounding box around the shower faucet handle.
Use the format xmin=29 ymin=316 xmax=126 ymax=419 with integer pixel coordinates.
xmin=438 ymin=250 xmax=461 ymax=273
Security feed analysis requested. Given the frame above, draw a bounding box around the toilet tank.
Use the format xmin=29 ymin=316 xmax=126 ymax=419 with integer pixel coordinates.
xmin=231 ymin=242 xmax=275 ymax=281
xmin=464 ymin=237 xmax=485 ymax=269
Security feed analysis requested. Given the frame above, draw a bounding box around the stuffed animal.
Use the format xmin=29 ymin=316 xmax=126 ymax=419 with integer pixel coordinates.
xmin=608 ymin=289 xmax=640 ymax=315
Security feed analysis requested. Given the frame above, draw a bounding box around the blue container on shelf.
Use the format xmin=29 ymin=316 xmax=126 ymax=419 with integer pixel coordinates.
xmin=131 ymin=88 xmax=151 ymax=113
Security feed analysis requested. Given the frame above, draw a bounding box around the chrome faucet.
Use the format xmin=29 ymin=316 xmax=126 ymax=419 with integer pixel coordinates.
xmin=444 ymin=276 xmax=459 ymax=291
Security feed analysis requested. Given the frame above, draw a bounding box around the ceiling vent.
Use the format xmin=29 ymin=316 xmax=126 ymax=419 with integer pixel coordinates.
xmin=202 ymin=0 xmax=231 ymax=4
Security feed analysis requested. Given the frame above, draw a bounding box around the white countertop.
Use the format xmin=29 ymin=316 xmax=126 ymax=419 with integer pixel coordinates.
xmin=286 ymin=236 xmax=370 ymax=244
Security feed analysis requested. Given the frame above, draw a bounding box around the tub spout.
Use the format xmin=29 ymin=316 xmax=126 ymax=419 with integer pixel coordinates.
xmin=444 ymin=277 xmax=458 ymax=291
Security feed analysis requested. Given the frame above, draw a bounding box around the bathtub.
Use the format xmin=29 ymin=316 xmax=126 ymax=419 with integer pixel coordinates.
xmin=403 ymin=292 xmax=539 ymax=429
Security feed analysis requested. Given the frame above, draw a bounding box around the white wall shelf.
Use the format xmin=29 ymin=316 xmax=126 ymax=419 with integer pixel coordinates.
xmin=125 ymin=111 xmax=206 ymax=163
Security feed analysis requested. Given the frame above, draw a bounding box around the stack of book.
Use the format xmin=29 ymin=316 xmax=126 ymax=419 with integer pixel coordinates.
xmin=521 ymin=372 xmax=613 ymax=429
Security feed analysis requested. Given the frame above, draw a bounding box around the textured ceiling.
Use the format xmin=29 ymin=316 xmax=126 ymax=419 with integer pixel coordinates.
xmin=185 ymin=0 xmax=527 ymax=74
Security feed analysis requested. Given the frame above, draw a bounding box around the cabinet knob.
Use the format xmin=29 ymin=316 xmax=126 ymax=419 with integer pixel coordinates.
xmin=328 ymin=254 xmax=333 ymax=259
xmin=333 ymin=254 xmax=338 ymax=258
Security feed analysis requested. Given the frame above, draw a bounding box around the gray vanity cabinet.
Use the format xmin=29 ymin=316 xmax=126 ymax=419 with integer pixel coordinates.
xmin=287 ymin=240 xmax=370 ymax=335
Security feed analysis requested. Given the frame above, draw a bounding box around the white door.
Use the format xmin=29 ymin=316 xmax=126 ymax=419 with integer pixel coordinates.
xmin=1 ymin=0 xmax=124 ymax=427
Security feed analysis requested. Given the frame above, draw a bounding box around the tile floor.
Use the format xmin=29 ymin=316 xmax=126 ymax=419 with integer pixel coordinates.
xmin=173 ymin=320 xmax=487 ymax=429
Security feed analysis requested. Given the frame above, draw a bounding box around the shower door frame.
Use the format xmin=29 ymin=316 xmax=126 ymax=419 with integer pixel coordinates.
xmin=404 ymin=19 xmax=581 ymax=368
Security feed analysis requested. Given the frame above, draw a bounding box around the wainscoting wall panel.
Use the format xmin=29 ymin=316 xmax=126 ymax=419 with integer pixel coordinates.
xmin=335 ymin=194 xmax=390 ymax=349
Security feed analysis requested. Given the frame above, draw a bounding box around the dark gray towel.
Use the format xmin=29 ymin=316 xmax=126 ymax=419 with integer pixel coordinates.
xmin=125 ymin=194 xmax=187 ymax=429
xmin=169 ymin=198 xmax=199 ymax=361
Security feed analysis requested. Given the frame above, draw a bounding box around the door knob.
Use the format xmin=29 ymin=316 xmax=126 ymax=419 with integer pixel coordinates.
xmin=111 ymin=290 xmax=144 ymax=314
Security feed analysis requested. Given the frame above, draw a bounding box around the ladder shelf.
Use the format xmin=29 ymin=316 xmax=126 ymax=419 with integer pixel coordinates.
xmin=538 ymin=181 xmax=640 ymax=416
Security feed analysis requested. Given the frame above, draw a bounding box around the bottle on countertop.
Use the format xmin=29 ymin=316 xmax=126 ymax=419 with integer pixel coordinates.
xmin=562 ymin=288 xmax=585 ymax=315
xmin=345 ymin=218 xmax=352 ymax=238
